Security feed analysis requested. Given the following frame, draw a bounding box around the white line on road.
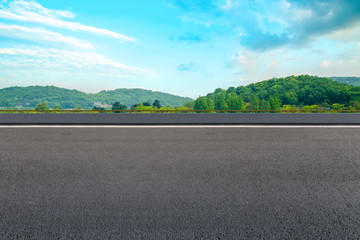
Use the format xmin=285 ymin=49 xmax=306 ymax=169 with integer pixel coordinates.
xmin=0 ymin=125 xmax=360 ymax=128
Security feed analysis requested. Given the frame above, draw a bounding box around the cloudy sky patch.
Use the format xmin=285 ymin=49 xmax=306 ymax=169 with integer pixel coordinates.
xmin=0 ymin=0 xmax=359 ymax=97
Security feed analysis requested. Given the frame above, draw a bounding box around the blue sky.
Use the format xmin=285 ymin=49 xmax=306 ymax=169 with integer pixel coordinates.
xmin=0 ymin=0 xmax=360 ymax=98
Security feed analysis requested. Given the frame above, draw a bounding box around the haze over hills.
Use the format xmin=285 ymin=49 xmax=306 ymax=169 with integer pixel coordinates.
xmin=0 ymin=86 xmax=193 ymax=109
xmin=330 ymin=77 xmax=360 ymax=86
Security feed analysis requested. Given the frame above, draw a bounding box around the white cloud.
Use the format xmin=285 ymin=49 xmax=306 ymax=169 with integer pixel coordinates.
xmin=0 ymin=23 xmax=94 ymax=49
xmin=320 ymin=60 xmax=331 ymax=69
xmin=221 ymin=0 xmax=238 ymax=11
xmin=0 ymin=47 xmax=152 ymax=76
xmin=324 ymin=23 xmax=360 ymax=43
xmin=0 ymin=0 xmax=135 ymax=42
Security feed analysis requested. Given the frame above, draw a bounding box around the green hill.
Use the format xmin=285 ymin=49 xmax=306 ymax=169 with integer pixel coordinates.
xmin=0 ymin=86 xmax=193 ymax=109
xmin=91 ymin=89 xmax=193 ymax=107
xmin=330 ymin=77 xmax=360 ymax=86
xmin=194 ymin=75 xmax=360 ymax=111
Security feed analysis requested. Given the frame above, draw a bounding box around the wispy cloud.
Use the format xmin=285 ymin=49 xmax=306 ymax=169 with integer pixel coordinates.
xmin=0 ymin=0 xmax=135 ymax=42
xmin=0 ymin=23 xmax=94 ymax=49
xmin=170 ymin=32 xmax=205 ymax=43
xmin=0 ymin=47 xmax=151 ymax=76
xmin=177 ymin=62 xmax=194 ymax=71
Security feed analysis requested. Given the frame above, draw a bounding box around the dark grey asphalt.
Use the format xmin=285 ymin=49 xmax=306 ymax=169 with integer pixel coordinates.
xmin=1 ymin=113 xmax=360 ymax=125
xmin=1 ymin=127 xmax=360 ymax=239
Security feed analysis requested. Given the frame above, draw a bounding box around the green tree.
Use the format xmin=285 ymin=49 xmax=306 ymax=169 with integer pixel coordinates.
xmin=226 ymin=93 xmax=243 ymax=112
xmin=53 ymin=104 xmax=62 ymax=110
xmin=206 ymin=98 xmax=214 ymax=111
xmin=143 ymin=101 xmax=151 ymax=107
xmin=92 ymin=106 xmax=105 ymax=112
xmin=194 ymin=97 xmax=213 ymax=112
xmin=214 ymin=93 xmax=228 ymax=112
xmin=249 ymin=95 xmax=260 ymax=110
xmin=302 ymin=105 xmax=321 ymax=113
xmin=269 ymin=96 xmax=282 ymax=110
xmin=350 ymin=101 xmax=360 ymax=110
xmin=134 ymin=105 xmax=155 ymax=113
xmin=260 ymin=100 xmax=271 ymax=112
xmin=183 ymin=101 xmax=195 ymax=109
xmin=131 ymin=103 xmax=141 ymax=110
xmin=238 ymin=96 xmax=245 ymax=110
xmin=282 ymin=105 xmax=297 ymax=113
xmin=152 ymin=99 xmax=162 ymax=109
xmin=331 ymin=103 xmax=345 ymax=111
xmin=35 ymin=102 xmax=49 ymax=111
xmin=226 ymin=87 xmax=236 ymax=94
xmin=112 ymin=102 xmax=127 ymax=113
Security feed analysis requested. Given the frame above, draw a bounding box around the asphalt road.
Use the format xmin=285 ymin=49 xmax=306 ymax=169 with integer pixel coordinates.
xmin=1 ymin=127 xmax=360 ymax=239
xmin=1 ymin=113 xmax=360 ymax=125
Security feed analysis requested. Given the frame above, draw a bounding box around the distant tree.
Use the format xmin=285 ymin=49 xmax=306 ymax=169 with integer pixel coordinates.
xmin=134 ymin=105 xmax=155 ymax=112
xmin=302 ymin=105 xmax=321 ymax=113
xmin=227 ymin=87 xmax=236 ymax=94
xmin=53 ymin=104 xmax=62 ymax=110
xmin=248 ymin=95 xmax=260 ymax=110
xmin=152 ymin=99 xmax=162 ymax=109
xmin=350 ymin=101 xmax=360 ymax=110
xmin=131 ymin=103 xmax=142 ymax=110
xmin=269 ymin=95 xmax=282 ymax=110
xmin=214 ymin=93 xmax=228 ymax=111
xmin=282 ymin=105 xmax=297 ymax=112
xmin=206 ymin=98 xmax=214 ymax=111
xmin=260 ymin=100 xmax=271 ymax=112
xmin=238 ymin=96 xmax=245 ymax=110
xmin=226 ymin=93 xmax=243 ymax=112
xmin=174 ymin=106 xmax=192 ymax=113
xmin=143 ymin=101 xmax=151 ymax=107
xmin=331 ymin=103 xmax=345 ymax=111
xmin=183 ymin=101 xmax=195 ymax=109
xmin=92 ymin=106 xmax=105 ymax=111
xmin=35 ymin=102 xmax=49 ymax=111
xmin=194 ymin=97 xmax=214 ymax=112
xmin=112 ymin=102 xmax=127 ymax=113
xmin=350 ymin=87 xmax=360 ymax=101
xmin=214 ymin=88 xmax=223 ymax=94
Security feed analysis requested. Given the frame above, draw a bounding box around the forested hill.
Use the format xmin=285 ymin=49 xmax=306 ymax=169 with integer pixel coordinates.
xmin=0 ymin=86 xmax=193 ymax=109
xmin=194 ymin=75 xmax=360 ymax=111
xmin=330 ymin=77 xmax=360 ymax=86
xmin=91 ymin=89 xmax=193 ymax=107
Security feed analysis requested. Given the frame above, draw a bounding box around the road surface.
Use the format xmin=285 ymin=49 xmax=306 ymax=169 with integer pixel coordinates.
xmin=1 ymin=127 xmax=360 ymax=239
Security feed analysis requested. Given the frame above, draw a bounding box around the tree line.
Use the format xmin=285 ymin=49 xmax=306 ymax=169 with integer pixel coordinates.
xmin=34 ymin=99 xmax=193 ymax=112
xmin=193 ymin=75 xmax=360 ymax=111
xmin=24 ymin=75 xmax=360 ymax=112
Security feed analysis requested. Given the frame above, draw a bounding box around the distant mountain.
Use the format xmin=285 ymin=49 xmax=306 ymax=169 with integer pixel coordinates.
xmin=0 ymin=86 xmax=193 ymax=109
xmin=92 ymin=89 xmax=193 ymax=108
xmin=330 ymin=77 xmax=360 ymax=86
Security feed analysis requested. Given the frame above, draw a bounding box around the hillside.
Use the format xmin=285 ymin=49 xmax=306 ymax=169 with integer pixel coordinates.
xmin=91 ymin=89 xmax=193 ymax=107
xmin=194 ymin=75 xmax=360 ymax=111
xmin=0 ymin=86 xmax=193 ymax=109
xmin=330 ymin=77 xmax=360 ymax=86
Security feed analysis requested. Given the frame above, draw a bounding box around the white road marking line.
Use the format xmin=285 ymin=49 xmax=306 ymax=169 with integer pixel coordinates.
xmin=0 ymin=125 xmax=360 ymax=128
